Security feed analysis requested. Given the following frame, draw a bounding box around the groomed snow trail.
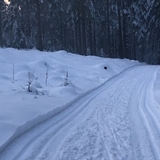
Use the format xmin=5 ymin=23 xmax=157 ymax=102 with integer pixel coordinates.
xmin=0 ymin=65 xmax=160 ymax=160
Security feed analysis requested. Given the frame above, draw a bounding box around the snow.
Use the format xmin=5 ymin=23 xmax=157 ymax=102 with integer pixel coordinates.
xmin=0 ymin=48 xmax=160 ymax=160
xmin=0 ymin=48 xmax=139 ymax=152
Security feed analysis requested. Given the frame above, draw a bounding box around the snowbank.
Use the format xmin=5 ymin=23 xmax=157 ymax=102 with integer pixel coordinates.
xmin=0 ymin=48 xmax=140 ymax=152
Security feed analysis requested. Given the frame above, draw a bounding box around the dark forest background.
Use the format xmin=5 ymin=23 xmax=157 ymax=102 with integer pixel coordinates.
xmin=0 ymin=0 xmax=160 ymax=64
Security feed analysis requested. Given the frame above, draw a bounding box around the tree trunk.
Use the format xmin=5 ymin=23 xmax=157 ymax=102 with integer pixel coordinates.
xmin=106 ymin=0 xmax=111 ymax=57
xmin=93 ymin=18 xmax=96 ymax=56
xmin=0 ymin=5 xmax=3 ymax=47
xmin=88 ymin=20 xmax=93 ymax=55
xmin=117 ymin=0 xmax=124 ymax=58
xmin=26 ymin=0 xmax=31 ymax=48
xmin=82 ymin=13 xmax=86 ymax=55
xmin=36 ymin=0 xmax=43 ymax=51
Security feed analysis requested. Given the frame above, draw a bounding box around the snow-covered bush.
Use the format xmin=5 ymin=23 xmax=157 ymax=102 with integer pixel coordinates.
xmin=45 ymin=62 xmax=49 ymax=87
xmin=27 ymin=72 xmax=34 ymax=92
xmin=63 ymin=71 xmax=69 ymax=86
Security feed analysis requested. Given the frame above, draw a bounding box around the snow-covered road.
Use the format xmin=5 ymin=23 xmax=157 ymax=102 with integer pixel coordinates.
xmin=0 ymin=65 xmax=160 ymax=160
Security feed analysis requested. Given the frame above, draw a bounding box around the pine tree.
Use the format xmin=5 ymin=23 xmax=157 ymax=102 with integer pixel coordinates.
xmin=0 ymin=0 xmax=5 ymax=47
xmin=1 ymin=0 xmax=160 ymax=64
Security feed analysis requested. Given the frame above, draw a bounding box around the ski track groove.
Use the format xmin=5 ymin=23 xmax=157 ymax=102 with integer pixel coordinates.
xmin=130 ymin=67 xmax=160 ymax=160
xmin=55 ymin=66 xmax=150 ymax=160
xmin=0 ymin=66 xmax=136 ymax=160
xmin=139 ymin=67 xmax=160 ymax=160
xmin=96 ymin=75 xmax=141 ymax=160
xmin=135 ymin=70 xmax=156 ymax=160
xmin=31 ymin=69 xmax=135 ymax=160
xmin=18 ymin=76 xmax=125 ymax=160
xmin=1 ymin=65 xmax=160 ymax=160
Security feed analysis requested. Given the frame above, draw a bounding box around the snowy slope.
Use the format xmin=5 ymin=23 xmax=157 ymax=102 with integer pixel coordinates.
xmin=1 ymin=48 xmax=160 ymax=160
xmin=0 ymin=48 xmax=139 ymax=155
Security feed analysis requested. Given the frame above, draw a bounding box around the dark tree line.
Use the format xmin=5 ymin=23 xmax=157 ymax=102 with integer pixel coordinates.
xmin=0 ymin=0 xmax=160 ymax=64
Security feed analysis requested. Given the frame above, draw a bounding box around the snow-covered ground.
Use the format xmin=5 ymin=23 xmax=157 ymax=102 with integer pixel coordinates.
xmin=0 ymin=48 xmax=160 ymax=160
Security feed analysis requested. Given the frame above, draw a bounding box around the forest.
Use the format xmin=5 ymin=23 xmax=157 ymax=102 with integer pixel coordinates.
xmin=0 ymin=0 xmax=160 ymax=64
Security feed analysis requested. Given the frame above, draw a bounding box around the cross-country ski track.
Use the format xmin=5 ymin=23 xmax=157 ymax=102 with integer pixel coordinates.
xmin=0 ymin=65 xmax=160 ymax=160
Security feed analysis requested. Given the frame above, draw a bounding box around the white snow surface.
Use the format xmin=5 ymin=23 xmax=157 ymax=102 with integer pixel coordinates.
xmin=0 ymin=48 xmax=160 ymax=160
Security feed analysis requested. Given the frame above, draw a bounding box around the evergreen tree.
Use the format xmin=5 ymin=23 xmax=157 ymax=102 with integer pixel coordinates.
xmin=2 ymin=0 xmax=160 ymax=64
xmin=0 ymin=0 xmax=6 ymax=47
